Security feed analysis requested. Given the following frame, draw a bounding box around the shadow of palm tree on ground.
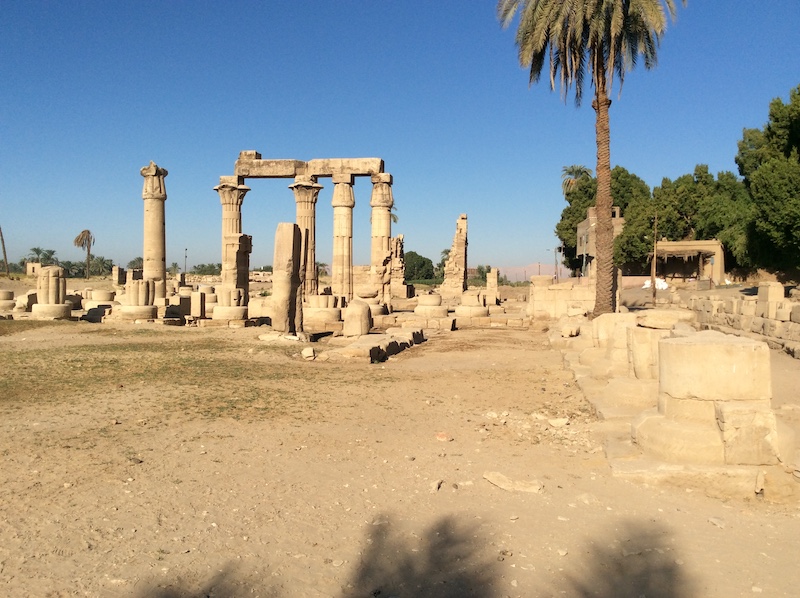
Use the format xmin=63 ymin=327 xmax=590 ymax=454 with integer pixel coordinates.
xmin=565 ymin=519 xmax=694 ymax=597
xmin=343 ymin=515 xmax=499 ymax=598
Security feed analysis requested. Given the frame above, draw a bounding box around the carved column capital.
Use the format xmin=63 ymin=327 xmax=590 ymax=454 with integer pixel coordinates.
xmin=370 ymin=172 xmax=394 ymax=209
xmin=214 ymin=182 xmax=251 ymax=207
xmin=141 ymin=161 xmax=168 ymax=201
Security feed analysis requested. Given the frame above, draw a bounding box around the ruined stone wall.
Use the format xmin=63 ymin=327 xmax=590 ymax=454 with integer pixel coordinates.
xmin=689 ymin=281 xmax=800 ymax=358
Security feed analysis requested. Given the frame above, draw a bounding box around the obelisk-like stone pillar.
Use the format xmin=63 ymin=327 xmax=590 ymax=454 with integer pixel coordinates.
xmin=331 ymin=173 xmax=355 ymax=304
xmin=289 ymin=175 xmax=323 ymax=299
xmin=140 ymin=161 xmax=168 ymax=299
xmin=214 ymin=176 xmax=251 ymax=307
xmin=272 ymin=222 xmax=303 ymax=334
xmin=369 ymin=173 xmax=394 ymax=304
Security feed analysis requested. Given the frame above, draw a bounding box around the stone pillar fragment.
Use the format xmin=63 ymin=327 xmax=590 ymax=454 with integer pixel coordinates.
xmin=272 ymin=223 xmax=303 ymax=334
xmin=369 ymin=173 xmax=393 ymax=305
xmin=290 ymin=175 xmax=323 ymax=299
xmin=331 ymin=173 xmax=355 ymax=304
xmin=390 ymin=235 xmax=409 ymax=299
xmin=140 ymin=161 xmax=168 ymax=299
xmin=440 ymin=214 xmax=468 ymax=300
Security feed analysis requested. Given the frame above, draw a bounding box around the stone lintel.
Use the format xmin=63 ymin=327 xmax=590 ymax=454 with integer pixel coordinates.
xmin=306 ymin=158 xmax=384 ymax=177
xmin=235 ymin=158 xmax=306 ymax=178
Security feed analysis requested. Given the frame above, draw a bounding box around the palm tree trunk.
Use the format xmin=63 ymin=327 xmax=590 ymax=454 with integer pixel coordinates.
xmin=85 ymin=239 xmax=91 ymax=280
xmin=592 ymin=85 xmax=615 ymax=316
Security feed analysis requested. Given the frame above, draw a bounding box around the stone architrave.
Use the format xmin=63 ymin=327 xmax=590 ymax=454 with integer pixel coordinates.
xmin=440 ymin=214 xmax=468 ymax=300
xmin=331 ymin=173 xmax=355 ymax=304
xmin=369 ymin=173 xmax=394 ymax=305
xmin=289 ymin=175 xmax=323 ymax=299
xmin=390 ymin=235 xmax=408 ymax=299
xmin=140 ymin=161 xmax=168 ymax=299
xmin=214 ymin=177 xmax=252 ymax=307
xmin=272 ymin=223 xmax=303 ymax=334
xmin=31 ymin=265 xmax=71 ymax=319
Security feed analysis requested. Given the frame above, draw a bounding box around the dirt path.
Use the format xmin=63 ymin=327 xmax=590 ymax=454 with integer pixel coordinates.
xmin=1 ymin=321 xmax=799 ymax=597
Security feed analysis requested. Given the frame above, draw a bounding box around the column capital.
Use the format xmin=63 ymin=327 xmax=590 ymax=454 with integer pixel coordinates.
xmin=331 ymin=174 xmax=355 ymax=208
xmin=289 ymin=175 xmax=323 ymax=203
xmin=214 ymin=182 xmax=251 ymax=207
xmin=370 ymin=173 xmax=394 ymax=209
xmin=141 ymin=161 xmax=168 ymax=201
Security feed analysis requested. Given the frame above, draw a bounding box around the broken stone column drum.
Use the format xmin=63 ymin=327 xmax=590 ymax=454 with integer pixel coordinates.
xmin=31 ymin=265 xmax=71 ymax=319
xmin=140 ymin=161 xmax=168 ymax=299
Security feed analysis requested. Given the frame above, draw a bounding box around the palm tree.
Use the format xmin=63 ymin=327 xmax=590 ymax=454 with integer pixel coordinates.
xmin=498 ymin=0 xmax=683 ymax=315
xmin=561 ymin=165 xmax=593 ymax=196
xmin=73 ymin=230 xmax=95 ymax=280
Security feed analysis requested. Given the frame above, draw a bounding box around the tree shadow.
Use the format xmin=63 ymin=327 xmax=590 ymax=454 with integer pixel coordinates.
xmin=565 ymin=519 xmax=694 ymax=598
xmin=132 ymin=563 xmax=279 ymax=598
xmin=343 ymin=514 xmax=499 ymax=598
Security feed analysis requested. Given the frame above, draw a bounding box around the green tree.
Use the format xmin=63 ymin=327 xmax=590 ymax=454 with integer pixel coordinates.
xmin=499 ymin=0 xmax=683 ymax=315
xmin=404 ymin=251 xmax=434 ymax=281
xmin=561 ymin=165 xmax=593 ymax=196
xmin=555 ymin=166 xmax=649 ymax=273
xmin=315 ymin=262 xmax=328 ymax=277
xmin=127 ymin=257 xmax=144 ymax=270
xmin=435 ymin=248 xmax=450 ymax=278
xmin=736 ymin=85 xmax=800 ymax=270
xmin=191 ymin=263 xmax=222 ymax=276
xmin=91 ymin=255 xmax=113 ymax=276
xmin=73 ymin=229 xmax=95 ymax=280
xmin=168 ymin=262 xmax=181 ymax=276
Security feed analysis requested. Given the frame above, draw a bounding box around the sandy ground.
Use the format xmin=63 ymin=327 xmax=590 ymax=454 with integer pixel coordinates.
xmin=1 ymin=278 xmax=800 ymax=597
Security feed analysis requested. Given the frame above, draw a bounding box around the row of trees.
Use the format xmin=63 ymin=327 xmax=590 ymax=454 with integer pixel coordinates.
xmin=555 ymin=84 xmax=800 ymax=277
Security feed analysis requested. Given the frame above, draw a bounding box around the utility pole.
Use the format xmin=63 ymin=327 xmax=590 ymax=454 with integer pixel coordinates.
xmin=184 ymin=248 xmax=188 ymax=273
xmin=0 ymin=225 xmax=10 ymax=277
xmin=651 ymin=208 xmax=658 ymax=306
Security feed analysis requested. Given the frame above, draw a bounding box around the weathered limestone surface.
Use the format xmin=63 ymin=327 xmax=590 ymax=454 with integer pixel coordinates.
xmin=390 ymin=235 xmax=409 ymax=299
xmin=439 ymin=214 xmax=468 ymax=300
xmin=331 ymin=174 xmax=355 ymax=303
xmin=369 ymin=173 xmax=394 ymax=306
xmin=271 ymin=223 xmax=303 ymax=335
xmin=527 ymin=280 xmax=594 ymax=319
xmin=343 ymin=300 xmax=372 ymax=337
xmin=140 ymin=161 xmax=168 ymax=299
xmin=289 ymin=175 xmax=323 ymax=298
xmin=31 ymin=266 xmax=71 ymax=319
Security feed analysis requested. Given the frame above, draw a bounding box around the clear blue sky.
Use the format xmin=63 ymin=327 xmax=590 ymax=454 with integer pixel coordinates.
xmin=1 ymin=2 xmax=798 ymax=280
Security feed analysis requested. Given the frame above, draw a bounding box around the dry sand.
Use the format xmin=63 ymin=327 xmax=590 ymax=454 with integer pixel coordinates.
xmin=1 ymin=278 xmax=799 ymax=597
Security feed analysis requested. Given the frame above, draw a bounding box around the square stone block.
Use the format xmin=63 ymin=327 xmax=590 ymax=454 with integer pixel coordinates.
xmin=757 ymin=281 xmax=785 ymax=302
xmin=715 ymin=401 xmax=780 ymax=465
xmin=659 ymin=331 xmax=771 ymax=402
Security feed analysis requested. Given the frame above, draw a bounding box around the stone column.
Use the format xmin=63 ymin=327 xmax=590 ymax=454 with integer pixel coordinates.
xmin=140 ymin=161 xmax=168 ymax=299
xmin=289 ymin=175 xmax=323 ymax=299
xmin=214 ymin=176 xmax=251 ymax=307
xmin=331 ymin=173 xmax=355 ymax=303
xmin=369 ymin=173 xmax=393 ymax=304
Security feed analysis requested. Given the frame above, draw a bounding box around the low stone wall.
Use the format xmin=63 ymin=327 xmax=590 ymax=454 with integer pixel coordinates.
xmin=527 ymin=280 xmax=594 ymax=319
xmin=689 ymin=281 xmax=800 ymax=358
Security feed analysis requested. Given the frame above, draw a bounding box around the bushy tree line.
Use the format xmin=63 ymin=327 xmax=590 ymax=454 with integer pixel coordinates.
xmin=555 ymin=84 xmax=800 ymax=276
